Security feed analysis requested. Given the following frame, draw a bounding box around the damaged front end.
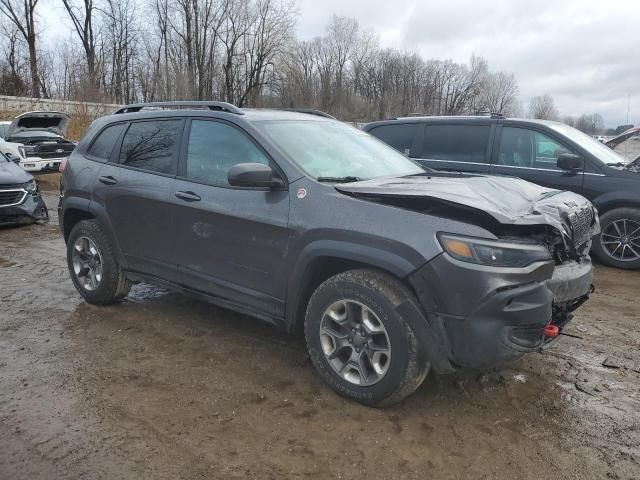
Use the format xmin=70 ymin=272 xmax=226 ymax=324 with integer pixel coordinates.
xmin=335 ymin=173 xmax=600 ymax=369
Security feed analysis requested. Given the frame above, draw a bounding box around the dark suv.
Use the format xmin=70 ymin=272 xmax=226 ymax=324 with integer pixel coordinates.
xmin=365 ymin=115 xmax=640 ymax=269
xmin=59 ymin=102 xmax=599 ymax=406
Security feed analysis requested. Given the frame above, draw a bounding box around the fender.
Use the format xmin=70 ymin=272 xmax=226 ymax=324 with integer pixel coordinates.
xmin=87 ymin=200 xmax=129 ymax=269
xmin=591 ymin=190 xmax=640 ymax=214
xmin=284 ymin=239 xmax=427 ymax=329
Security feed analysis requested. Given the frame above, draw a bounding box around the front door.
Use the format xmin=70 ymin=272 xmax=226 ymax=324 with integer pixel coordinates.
xmin=171 ymin=119 xmax=290 ymax=317
xmin=490 ymin=125 xmax=585 ymax=193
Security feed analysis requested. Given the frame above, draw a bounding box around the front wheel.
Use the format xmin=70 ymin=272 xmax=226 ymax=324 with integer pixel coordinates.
xmin=591 ymin=207 xmax=640 ymax=269
xmin=304 ymin=269 xmax=430 ymax=407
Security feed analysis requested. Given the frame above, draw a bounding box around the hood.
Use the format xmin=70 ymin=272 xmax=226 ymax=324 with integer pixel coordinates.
xmin=605 ymin=127 xmax=640 ymax=149
xmin=6 ymin=111 xmax=70 ymax=137
xmin=335 ymin=173 xmax=600 ymax=247
xmin=0 ymin=157 xmax=32 ymax=185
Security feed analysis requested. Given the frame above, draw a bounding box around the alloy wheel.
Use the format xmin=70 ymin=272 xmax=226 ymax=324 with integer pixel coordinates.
xmin=319 ymin=300 xmax=391 ymax=386
xmin=72 ymin=236 xmax=103 ymax=291
xmin=600 ymin=219 xmax=640 ymax=262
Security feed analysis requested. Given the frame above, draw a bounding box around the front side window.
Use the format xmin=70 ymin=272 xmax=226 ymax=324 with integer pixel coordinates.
xmin=369 ymin=124 xmax=419 ymax=156
xmin=498 ymin=127 xmax=573 ymax=170
xmin=119 ymin=120 xmax=182 ymax=174
xmin=255 ymin=120 xmax=424 ymax=180
xmin=421 ymin=125 xmax=490 ymax=163
xmin=88 ymin=123 xmax=125 ymax=161
xmin=185 ymin=120 xmax=270 ymax=186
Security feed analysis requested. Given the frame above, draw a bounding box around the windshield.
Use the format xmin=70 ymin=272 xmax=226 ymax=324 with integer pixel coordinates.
xmin=8 ymin=130 xmax=61 ymax=139
xmin=256 ymin=120 xmax=424 ymax=181
xmin=549 ymin=123 xmax=629 ymax=166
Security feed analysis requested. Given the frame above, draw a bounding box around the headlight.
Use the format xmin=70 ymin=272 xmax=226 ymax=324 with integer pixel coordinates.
xmin=21 ymin=179 xmax=38 ymax=193
xmin=438 ymin=234 xmax=552 ymax=268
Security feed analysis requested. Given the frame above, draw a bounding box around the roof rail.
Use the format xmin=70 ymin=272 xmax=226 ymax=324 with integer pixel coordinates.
xmin=475 ymin=110 xmax=505 ymax=119
xmin=274 ymin=108 xmax=336 ymax=119
xmin=114 ymin=101 xmax=244 ymax=115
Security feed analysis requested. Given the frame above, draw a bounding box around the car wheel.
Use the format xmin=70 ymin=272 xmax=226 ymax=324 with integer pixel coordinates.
xmin=591 ymin=208 xmax=640 ymax=270
xmin=304 ymin=269 xmax=430 ymax=407
xmin=67 ymin=219 xmax=132 ymax=304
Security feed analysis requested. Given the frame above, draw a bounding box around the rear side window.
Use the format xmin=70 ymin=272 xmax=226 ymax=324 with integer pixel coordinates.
xmin=368 ymin=124 xmax=419 ymax=156
xmin=119 ymin=120 xmax=182 ymax=174
xmin=185 ymin=120 xmax=270 ymax=186
xmin=420 ymin=125 xmax=490 ymax=163
xmin=88 ymin=123 xmax=125 ymax=160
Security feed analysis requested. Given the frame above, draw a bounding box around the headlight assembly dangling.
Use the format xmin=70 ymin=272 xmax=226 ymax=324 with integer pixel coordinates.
xmin=438 ymin=233 xmax=552 ymax=268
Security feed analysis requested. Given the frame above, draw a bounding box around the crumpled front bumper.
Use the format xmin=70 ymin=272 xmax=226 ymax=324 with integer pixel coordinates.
xmin=409 ymin=253 xmax=593 ymax=371
xmin=0 ymin=191 xmax=49 ymax=225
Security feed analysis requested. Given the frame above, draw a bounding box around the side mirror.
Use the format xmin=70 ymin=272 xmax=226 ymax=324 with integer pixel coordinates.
xmin=227 ymin=163 xmax=284 ymax=188
xmin=557 ymin=153 xmax=583 ymax=171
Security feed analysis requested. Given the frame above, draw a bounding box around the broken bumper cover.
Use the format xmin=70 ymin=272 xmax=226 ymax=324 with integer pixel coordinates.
xmin=0 ymin=192 xmax=49 ymax=225
xmin=409 ymin=253 xmax=592 ymax=371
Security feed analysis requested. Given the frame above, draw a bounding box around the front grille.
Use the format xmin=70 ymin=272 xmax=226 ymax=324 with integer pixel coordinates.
xmin=0 ymin=189 xmax=26 ymax=206
xmin=25 ymin=143 xmax=75 ymax=159
xmin=568 ymin=206 xmax=595 ymax=248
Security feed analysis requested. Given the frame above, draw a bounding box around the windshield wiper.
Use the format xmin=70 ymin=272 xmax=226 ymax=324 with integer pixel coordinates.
xmin=316 ymin=176 xmax=361 ymax=183
xmin=607 ymin=162 xmax=627 ymax=167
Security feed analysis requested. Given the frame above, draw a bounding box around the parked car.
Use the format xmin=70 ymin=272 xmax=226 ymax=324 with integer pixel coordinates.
xmin=0 ymin=151 xmax=48 ymax=225
xmin=59 ymin=102 xmax=598 ymax=406
xmin=4 ymin=111 xmax=76 ymax=172
xmin=365 ymin=115 xmax=640 ymax=269
xmin=0 ymin=120 xmax=29 ymax=165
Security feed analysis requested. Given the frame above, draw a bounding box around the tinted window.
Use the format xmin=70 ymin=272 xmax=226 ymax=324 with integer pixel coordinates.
xmin=186 ymin=120 xmax=269 ymax=186
xmin=420 ymin=125 xmax=490 ymax=163
xmin=119 ymin=120 xmax=182 ymax=174
xmin=498 ymin=127 xmax=573 ymax=170
xmin=0 ymin=124 xmax=7 ymax=138
xmin=88 ymin=123 xmax=125 ymax=160
xmin=369 ymin=124 xmax=419 ymax=155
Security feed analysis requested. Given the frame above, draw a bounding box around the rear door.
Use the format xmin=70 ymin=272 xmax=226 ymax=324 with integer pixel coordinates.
xmin=490 ymin=125 xmax=585 ymax=193
xmin=90 ymin=118 xmax=184 ymax=282
xmin=171 ymin=118 xmax=290 ymax=317
xmin=415 ymin=123 xmax=493 ymax=174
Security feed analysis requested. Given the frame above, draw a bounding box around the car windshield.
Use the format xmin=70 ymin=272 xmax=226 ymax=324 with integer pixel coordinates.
xmin=8 ymin=130 xmax=61 ymax=139
xmin=256 ymin=120 xmax=425 ymax=181
xmin=549 ymin=123 xmax=629 ymax=166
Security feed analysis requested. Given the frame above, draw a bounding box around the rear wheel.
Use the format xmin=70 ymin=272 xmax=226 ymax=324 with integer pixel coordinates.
xmin=592 ymin=208 xmax=640 ymax=269
xmin=67 ymin=220 xmax=132 ymax=304
xmin=304 ymin=269 xmax=430 ymax=407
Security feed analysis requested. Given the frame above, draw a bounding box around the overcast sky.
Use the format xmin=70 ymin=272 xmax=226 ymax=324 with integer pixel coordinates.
xmin=296 ymin=0 xmax=638 ymax=127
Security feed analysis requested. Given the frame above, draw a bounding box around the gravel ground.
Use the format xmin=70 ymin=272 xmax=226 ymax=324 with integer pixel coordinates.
xmin=0 ymin=176 xmax=639 ymax=479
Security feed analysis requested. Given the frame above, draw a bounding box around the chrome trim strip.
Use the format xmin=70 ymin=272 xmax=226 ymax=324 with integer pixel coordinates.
xmin=0 ymin=188 xmax=27 ymax=207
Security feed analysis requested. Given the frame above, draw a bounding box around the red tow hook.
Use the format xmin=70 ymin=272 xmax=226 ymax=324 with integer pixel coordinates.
xmin=544 ymin=324 xmax=560 ymax=338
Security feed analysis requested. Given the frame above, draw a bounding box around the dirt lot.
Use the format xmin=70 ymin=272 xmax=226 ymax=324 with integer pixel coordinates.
xmin=1 ymin=175 xmax=639 ymax=480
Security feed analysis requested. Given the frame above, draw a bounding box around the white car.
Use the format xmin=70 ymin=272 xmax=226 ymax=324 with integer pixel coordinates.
xmin=0 ymin=121 xmax=28 ymax=166
xmin=2 ymin=112 xmax=76 ymax=172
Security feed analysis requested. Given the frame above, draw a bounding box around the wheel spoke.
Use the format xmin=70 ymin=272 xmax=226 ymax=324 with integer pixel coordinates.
xmin=613 ymin=222 xmax=623 ymax=236
xmin=319 ymin=299 xmax=391 ymax=387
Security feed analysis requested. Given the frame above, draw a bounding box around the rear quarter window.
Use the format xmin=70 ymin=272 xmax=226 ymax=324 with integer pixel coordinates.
xmin=421 ymin=124 xmax=490 ymax=163
xmin=87 ymin=123 xmax=126 ymax=161
xmin=368 ymin=124 xmax=419 ymax=156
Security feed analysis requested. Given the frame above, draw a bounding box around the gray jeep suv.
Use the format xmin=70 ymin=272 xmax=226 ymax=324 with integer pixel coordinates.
xmin=59 ymin=102 xmax=599 ymax=406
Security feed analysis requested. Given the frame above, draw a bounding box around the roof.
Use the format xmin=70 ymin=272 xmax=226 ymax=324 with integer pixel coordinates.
xmin=363 ymin=115 xmax=564 ymax=129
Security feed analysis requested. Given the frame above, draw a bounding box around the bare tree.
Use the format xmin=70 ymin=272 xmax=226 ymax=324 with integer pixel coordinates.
xmin=62 ymin=0 xmax=99 ymax=98
xmin=480 ymin=71 xmax=519 ymax=116
xmin=528 ymin=94 xmax=558 ymax=120
xmin=0 ymin=0 xmax=42 ymax=96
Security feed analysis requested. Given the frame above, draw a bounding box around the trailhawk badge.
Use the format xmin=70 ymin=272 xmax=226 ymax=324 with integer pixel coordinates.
xmin=297 ymin=188 xmax=307 ymax=199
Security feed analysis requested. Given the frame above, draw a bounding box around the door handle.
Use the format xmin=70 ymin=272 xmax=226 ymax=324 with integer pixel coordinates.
xmin=175 ymin=191 xmax=201 ymax=202
xmin=98 ymin=175 xmax=118 ymax=185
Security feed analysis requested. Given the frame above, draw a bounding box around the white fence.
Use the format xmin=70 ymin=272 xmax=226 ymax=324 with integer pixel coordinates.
xmin=0 ymin=95 xmax=120 ymax=116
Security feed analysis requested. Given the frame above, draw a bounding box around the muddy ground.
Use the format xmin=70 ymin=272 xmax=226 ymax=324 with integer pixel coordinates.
xmin=1 ymin=175 xmax=639 ymax=480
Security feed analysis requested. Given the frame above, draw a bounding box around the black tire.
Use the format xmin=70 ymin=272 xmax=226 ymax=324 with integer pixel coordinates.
xmin=304 ymin=269 xmax=430 ymax=407
xmin=591 ymin=207 xmax=640 ymax=270
xmin=67 ymin=219 xmax=131 ymax=304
